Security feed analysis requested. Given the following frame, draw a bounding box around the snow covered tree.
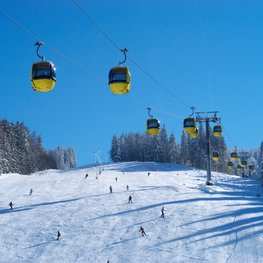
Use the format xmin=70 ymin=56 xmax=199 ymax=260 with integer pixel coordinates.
xmin=14 ymin=122 xmax=33 ymax=174
xmin=168 ymin=133 xmax=179 ymax=163
xmin=110 ymin=135 xmax=121 ymax=162
xmin=156 ymin=126 xmax=170 ymax=162
xmin=0 ymin=119 xmax=13 ymax=173
xmin=0 ymin=119 xmax=68 ymax=174
xmin=258 ymin=141 xmax=263 ymax=181
xmin=49 ymin=147 xmax=77 ymax=169
xmin=210 ymin=134 xmax=228 ymax=173
xmin=179 ymin=131 xmax=190 ymax=165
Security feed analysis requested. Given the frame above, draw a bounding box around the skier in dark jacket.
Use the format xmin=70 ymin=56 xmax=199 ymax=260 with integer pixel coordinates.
xmin=9 ymin=201 xmax=13 ymax=210
xmin=139 ymin=226 xmax=146 ymax=236
xmin=85 ymin=173 xmax=88 ymax=179
xmin=128 ymin=195 xmax=132 ymax=203
xmin=161 ymin=206 xmax=165 ymax=218
xmin=109 ymin=185 xmax=112 ymax=193
xmin=57 ymin=231 xmax=61 ymax=240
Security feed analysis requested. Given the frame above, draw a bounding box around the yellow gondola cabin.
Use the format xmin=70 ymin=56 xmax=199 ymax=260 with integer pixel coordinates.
xmin=230 ymin=152 xmax=239 ymax=161
xmin=212 ymin=151 xmax=220 ymax=161
xmin=31 ymin=61 xmax=56 ymax=92
xmin=146 ymin=118 xmax=160 ymax=135
xmin=184 ymin=117 xmax=197 ymax=135
xmin=108 ymin=66 xmax=131 ymax=94
xmin=236 ymin=164 xmax=242 ymax=171
xmin=241 ymin=160 xmax=247 ymax=168
xmin=213 ymin=125 xmax=222 ymax=137
xmin=227 ymin=161 xmax=233 ymax=169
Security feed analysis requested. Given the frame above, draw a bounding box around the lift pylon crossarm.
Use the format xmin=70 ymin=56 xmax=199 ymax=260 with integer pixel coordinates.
xmin=196 ymin=110 xmax=219 ymax=115
xmin=196 ymin=116 xmax=221 ymax=124
xmin=195 ymin=111 xmax=220 ymax=121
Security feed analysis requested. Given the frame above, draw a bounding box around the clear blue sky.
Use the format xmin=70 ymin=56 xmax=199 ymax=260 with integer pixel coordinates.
xmin=1 ymin=1 xmax=263 ymax=166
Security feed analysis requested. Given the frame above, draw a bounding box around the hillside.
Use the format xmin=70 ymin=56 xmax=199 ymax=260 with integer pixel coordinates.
xmin=0 ymin=162 xmax=263 ymax=263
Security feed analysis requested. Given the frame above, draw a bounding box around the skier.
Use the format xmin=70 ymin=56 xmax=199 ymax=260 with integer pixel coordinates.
xmin=147 ymin=172 xmax=150 ymax=176
xmin=9 ymin=201 xmax=13 ymax=210
xmin=109 ymin=185 xmax=112 ymax=194
xmin=29 ymin=188 xmax=33 ymax=196
xmin=139 ymin=226 xmax=146 ymax=237
xmin=128 ymin=195 xmax=132 ymax=203
xmin=161 ymin=206 xmax=165 ymax=218
xmin=115 ymin=177 xmax=118 ymax=182
xmin=57 ymin=231 xmax=61 ymax=240
xmin=85 ymin=173 xmax=88 ymax=179
xmin=126 ymin=185 xmax=129 ymax=191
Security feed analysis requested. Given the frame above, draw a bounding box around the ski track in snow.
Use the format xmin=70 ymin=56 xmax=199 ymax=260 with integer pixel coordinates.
xmin=0 ymin=162 xmax=263 ymax=262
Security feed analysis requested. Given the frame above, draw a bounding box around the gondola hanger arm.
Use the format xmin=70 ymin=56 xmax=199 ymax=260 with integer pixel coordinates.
xmin=35 ymin=41 xmax=45 ymax=61
xmin=147 ymin=107 xmax=153 ymax=118
xmin=119 ymin=48 xmax=128 ymax=65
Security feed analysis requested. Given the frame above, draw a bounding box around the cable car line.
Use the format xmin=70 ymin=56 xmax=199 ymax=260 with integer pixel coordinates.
xmin=70 ymin=0 xmax=192 ymax=110
xmin=127 ymin=55 xmax=192 ymax=109
xmin=0 ymin=8 xmax=40 ymax=42
xmin=44 ymin=44 xmax=105 ymax=84
xmin=71 ymin=0 xmax=121 ymax=51
xmin=221 ymin=124 xmax=236 ymax=148
xmin=71 ymin=0 xmax=187 ymax=107
xmin=128 ymin=94 xmax=184 ymax=119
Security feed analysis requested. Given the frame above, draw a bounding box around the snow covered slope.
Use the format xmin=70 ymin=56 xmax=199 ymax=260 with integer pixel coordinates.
xmin=0 ymin=162 xmax=263 ymax=263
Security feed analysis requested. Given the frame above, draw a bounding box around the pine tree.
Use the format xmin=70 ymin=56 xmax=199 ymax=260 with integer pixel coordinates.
xmin=0 ymin=120 xmax=12 ymax=173
xmin=49 ymin=147 xmax=76 ymax=169
xmin=110 ymin=135 xmax=120 ymax=162
xmin=211 ymin=136 xmax=228 ymax=173
xmin=156 ymin=126 xmax=169 ymax=162
xmin=179 ymin=131 xmax=190 ymax=165
xmin=168 ymin=133 xmax=179 ymax=163
xmin=258 ymin=141 xmax=263 ymax=181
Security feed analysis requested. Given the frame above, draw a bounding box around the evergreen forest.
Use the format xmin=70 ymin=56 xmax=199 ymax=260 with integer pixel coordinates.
xmin=110 ymin=125 xmax=259 ymax=176
xmin=0 ymin=119 xmax=76 ymax=174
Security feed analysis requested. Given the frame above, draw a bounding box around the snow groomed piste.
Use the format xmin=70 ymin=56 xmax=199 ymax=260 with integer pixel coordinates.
xmin=0 ymin=162 xmax=262 ymax=262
